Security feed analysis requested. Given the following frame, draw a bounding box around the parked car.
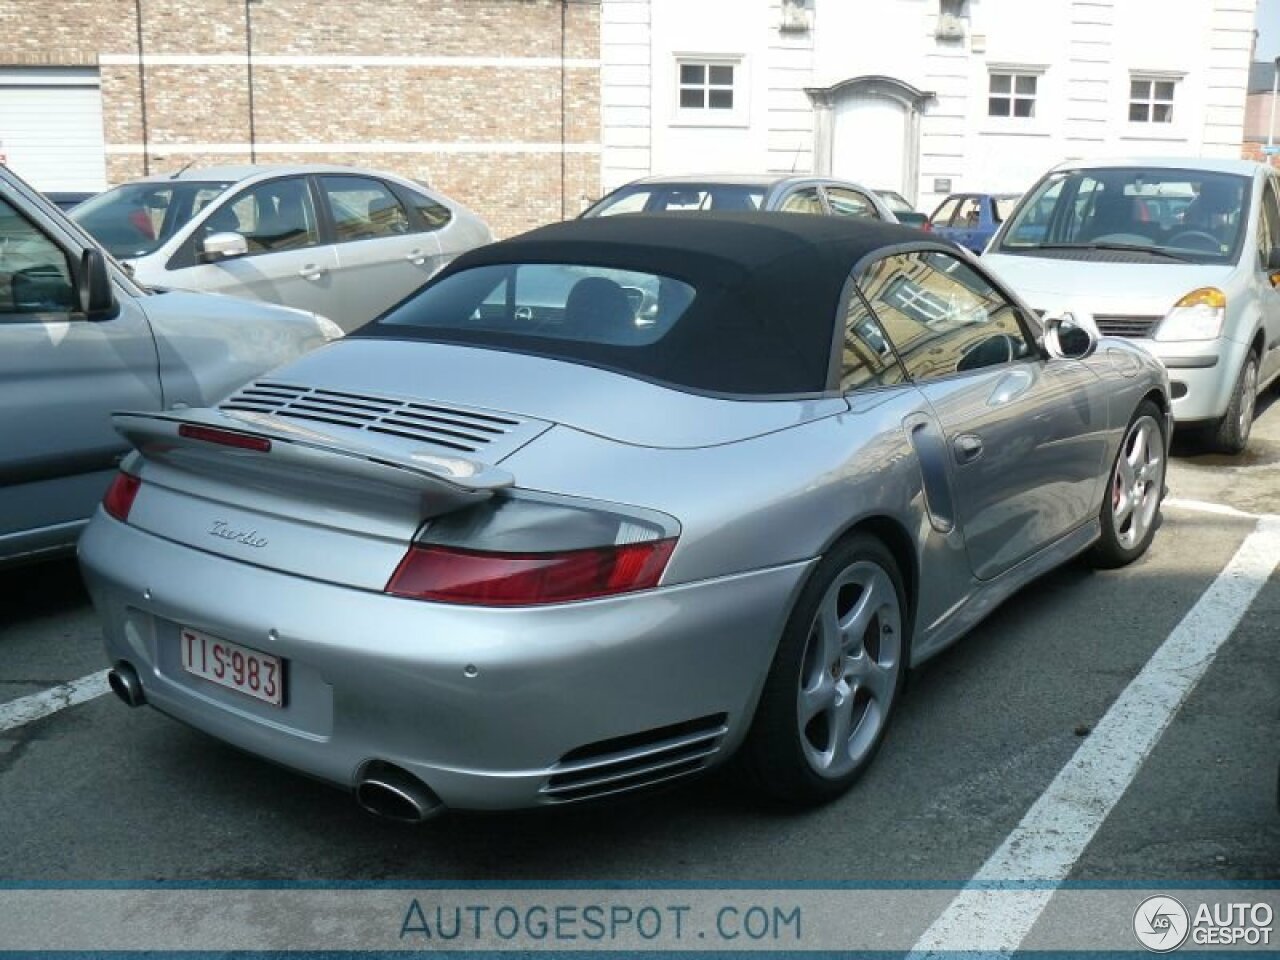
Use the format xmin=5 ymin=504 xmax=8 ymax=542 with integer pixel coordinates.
xmin=928 ymin=192 xmax=1021 ymax=253
xmin=582 ymin=175 xmax=900 ymax=222
xmin=984 ymin=157 xmax=1280 ymax=453
xmin=874 ymin=189 xmax=929 ymax=228
xmin=71 ymin=165 xmax=492 ymax=331
xmin=80 ymin=212 xmax=1169 ymax=820
xmin=0 ymin=163 xmax=340 ymax=569
xmin=43 ymin=191 xmax=96 ymax=212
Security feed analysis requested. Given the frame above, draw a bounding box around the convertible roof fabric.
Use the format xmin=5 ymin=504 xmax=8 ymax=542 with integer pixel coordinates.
xmin=362 ymin=212 xmax=928 ymax=396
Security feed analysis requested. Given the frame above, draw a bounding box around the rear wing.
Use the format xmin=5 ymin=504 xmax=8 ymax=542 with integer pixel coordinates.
xmin=113 ymin=407 xmax=513 ymax=516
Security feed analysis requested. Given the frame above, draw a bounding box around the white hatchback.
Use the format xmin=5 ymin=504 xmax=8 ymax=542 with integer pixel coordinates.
xmin=73 ymin=164 xmax=492 ymax=333
xmin=984 ymin=157 xmax=1280 ymax=452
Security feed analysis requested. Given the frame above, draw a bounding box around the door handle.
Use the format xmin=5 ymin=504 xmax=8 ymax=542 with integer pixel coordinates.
xmin=298 ymin=264 xmax=327 ymax=280
xmin=404 ymin=249 xmax=427 ymax=265
xmin=953 ymin=433 xmax=984 ymax=464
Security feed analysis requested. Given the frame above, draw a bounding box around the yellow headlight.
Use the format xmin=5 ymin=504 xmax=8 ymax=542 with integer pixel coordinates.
xmin=1172 ymin=287 xmax=1226 ymax=311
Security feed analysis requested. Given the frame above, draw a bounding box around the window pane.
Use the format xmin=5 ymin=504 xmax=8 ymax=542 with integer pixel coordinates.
xmin=680 ymin=64 xmax=704 ymax=85
xmin=1155 ymin=81 xmax=1175 ymax=101
xmin=842 ymin=297 xmax=905 ymax=392
xmin=230 ymin=178 xmax=320 ymax=253
xmin=858 ymin=251 xmax=1029 ymax=382
xmin=409 ymin=192 xmax=453 ymax=231
xmin=779 ymin=189 xmax=823 ymax=214
xmin=930 ymin=197 xmax=960 ymax=226
xmin=1129 ymin=103 xmax=1149 ymax=122
xmin=708 ymin=65 xmax=734 ymax=85
xmin=827 ymin=188 xmax=875 ymax=219
xmin=1130 ymin=80 xmax=1149 ymax=100
xmin=989 ymin=73 xmax=1011 ymax=93
xmin=1013 ymin=97 xmax=1034 ymax=118
xmin=989 ymin=96 xmax=1010 ymax=116
xmin=1152 ymin=102 xmax=1172 ymax=123
xmin=1015 ymin=74 xmax=1036 ymax=95
xmin=707 ymin=88 xmax=734 ymax=109
xmin=321 ymin=176 xmax=409 ymax=243
xmin=679 ymin=88 xmax=704 ymax=109
xmin=0 ymin=197 xmax=74 ymax=315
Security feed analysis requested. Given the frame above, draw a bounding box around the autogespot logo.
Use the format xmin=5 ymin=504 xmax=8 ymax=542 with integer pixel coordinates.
xmin=1134 ymin=895 xmax=1190 ymax=952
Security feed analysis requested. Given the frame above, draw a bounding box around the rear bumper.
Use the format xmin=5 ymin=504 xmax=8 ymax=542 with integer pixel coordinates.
xmin=78 ymin=511 xmax=810 ymax=811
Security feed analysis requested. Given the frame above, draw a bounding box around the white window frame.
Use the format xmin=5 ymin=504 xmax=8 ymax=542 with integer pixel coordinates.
xmin=987 ymin=69 xmax=1040 ymax=119
xmin=673 ymin=55 xmax=747 ymax=127
xmin=1128 ymin=74 xmax=1177 ymax=125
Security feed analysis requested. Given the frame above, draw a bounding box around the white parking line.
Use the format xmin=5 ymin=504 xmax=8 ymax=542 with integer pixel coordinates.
xmin=911 ymin=514 xmax=1280 ymax=955
xmin=0 ymin=670 xmax=110 ymax=735
xmin=1164 ymin=497 xmax=1260 ymax=520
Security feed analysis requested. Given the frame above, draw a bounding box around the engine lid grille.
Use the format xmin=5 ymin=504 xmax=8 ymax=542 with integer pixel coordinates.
xmin=219 ymin=380 xmax=550 ymax=460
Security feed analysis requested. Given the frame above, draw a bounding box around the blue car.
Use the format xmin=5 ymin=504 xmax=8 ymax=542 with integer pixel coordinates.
xmin=928 ymin=192 xmax=1021 ymax=254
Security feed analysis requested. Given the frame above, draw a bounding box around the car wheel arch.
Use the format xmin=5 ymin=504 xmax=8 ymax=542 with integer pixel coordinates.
xmin=814 ymin=514 xmax=918 ymax=638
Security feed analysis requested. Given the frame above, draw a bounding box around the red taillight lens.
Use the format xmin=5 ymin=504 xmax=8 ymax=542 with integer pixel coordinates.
xmin=178 ymin=424 xmax=271 ymax=452
xmin=386 ymin=539 xmax=677 ymax=606
xmin=921 ymin=221 xmax=932 ymax=232
xmin=103 ymin=472 xmax=142 ymax=522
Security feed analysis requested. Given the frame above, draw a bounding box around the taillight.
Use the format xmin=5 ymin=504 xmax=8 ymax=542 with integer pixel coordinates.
xmin=178 ymin=424 xmax=271 ymax=452
xmin=103 ymin=472 xmax=142 ymax=522
xmin=386 ymin=540 xmax=676 ymax=606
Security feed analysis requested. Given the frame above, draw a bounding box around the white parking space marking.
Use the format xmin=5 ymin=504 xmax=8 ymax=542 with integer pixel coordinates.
xmin=1164 ymin=497 xmax=1260 ymax=520
xmin=0 ymin=670 xmax=110 ymax=734
xmin=911 ymin=514 xmax=1280 ymax=955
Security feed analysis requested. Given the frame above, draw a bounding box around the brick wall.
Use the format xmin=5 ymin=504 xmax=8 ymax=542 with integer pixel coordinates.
xmin=2 ymin=0 xmax=602 ymax=237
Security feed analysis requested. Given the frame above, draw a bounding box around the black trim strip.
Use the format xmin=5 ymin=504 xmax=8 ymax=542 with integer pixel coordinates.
xmin=1162 ymin=356 xmax=1219 ymax=370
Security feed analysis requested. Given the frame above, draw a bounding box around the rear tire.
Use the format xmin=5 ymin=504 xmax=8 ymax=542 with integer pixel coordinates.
xmin=1211 ymin=352 xmax=1258 ymax=455
xmin=1088 ymin=400 xmax=1166 ymax=569
xmin=741 ymin=534 xmax=908 ymax=806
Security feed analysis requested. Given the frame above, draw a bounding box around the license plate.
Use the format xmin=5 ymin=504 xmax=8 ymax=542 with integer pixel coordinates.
xmin=180 ymin=627 xmax=283 ymax=707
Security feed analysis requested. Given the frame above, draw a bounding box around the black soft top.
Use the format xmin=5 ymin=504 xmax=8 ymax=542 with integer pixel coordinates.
xmin=370 ymin=213 xmax=930 ymax=397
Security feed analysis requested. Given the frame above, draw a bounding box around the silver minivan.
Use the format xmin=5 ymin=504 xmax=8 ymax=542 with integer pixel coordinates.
xmin=984 ymin=157 xmax=1280 ymax=452
xmin=73 ymin=165 xmax=492 ymax=332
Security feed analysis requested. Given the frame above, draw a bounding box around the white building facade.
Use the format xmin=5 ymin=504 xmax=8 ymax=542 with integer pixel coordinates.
xmin=600 ymin=0 xmax=1258 ymax=213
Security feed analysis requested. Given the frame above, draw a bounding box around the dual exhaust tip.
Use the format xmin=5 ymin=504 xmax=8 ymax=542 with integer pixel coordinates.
xmin=108 ymin=662 xmax=442 ymax=823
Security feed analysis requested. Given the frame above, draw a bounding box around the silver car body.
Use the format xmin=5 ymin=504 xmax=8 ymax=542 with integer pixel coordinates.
xmin=0 ymin=164 xmax=338 ymax=568
xmin=582 ymin=174 xmax=901 ymax=222
xmin=73 ymin=165 xmax=493 ymax=332
xmin=984 ymin=157 xmax=1280 ymax=426
xmin=79 ymin=214 xmax=1169 ymax=813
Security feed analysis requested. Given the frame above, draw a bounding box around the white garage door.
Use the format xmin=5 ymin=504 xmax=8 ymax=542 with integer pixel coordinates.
xmin=0 ymin=67 xmax=107 ymax=193
xmin=831 ymin=93 xmax=908 ymax=197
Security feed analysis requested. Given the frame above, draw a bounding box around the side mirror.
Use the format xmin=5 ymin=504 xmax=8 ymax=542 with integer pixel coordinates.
xmin=1266 ymin=245 xmax=1280 ymax=272
xmin=75 ymin=248 xmax=118 ymax=320
xmin=1043 ymin=312 xmax=1097 ymax=360
xmin=199 ymin=231 xmax=249 ymax=263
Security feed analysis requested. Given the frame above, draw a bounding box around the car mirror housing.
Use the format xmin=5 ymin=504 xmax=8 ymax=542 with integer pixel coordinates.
xmin=199 ymin=231 xmax=249 ymax=263
xmin=1042 ymin=311 xmax=1097 ymax=361
xmin=75 ymin=248 xmax=118 ymax=320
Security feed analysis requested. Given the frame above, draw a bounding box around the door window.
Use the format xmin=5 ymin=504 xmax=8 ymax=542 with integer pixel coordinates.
xmin=825 ymin=187 xmax=880 ymax=220
xmin=857 ymin=250 xmax=1032 ymax=382
xmin=220 ymin=178 xmax=320 ymax=254
xmin=0 ymin=197 xmax=75 ymax=318
xmin=778 ymin=188 xmax=824 ymax=215
xmin=956 ymin=197 xmax=982 ymax=228
xmin=1256 ymin=179 xmax=1280 ymax=271
xmin=321 ymin=176 xmax=411 ymax=242
xmin=929 ymin=197 xmax=961 ymax=227
xmin=841 ymin=293 xmax=906 ymax=392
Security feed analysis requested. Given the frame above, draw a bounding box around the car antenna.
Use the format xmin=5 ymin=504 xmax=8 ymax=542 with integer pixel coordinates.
xmin=169 ymin=159 xmax=199 ymax=180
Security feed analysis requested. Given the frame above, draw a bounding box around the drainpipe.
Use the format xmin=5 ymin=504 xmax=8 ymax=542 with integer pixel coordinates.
xmin=134 ymin=0 xmax=150 ymax=174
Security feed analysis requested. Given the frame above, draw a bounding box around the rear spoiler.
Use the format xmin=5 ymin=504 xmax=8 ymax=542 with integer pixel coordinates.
xmin=113 ymin=407 xmax=513 ymax=513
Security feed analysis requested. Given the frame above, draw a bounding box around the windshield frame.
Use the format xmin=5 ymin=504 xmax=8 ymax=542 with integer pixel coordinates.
xmin=991 ymin=166 xmax=1253 ymax=266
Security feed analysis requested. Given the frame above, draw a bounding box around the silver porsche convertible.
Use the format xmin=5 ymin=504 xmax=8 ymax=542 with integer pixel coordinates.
xmin=79 ymin=212 xmax=1170 ymax=820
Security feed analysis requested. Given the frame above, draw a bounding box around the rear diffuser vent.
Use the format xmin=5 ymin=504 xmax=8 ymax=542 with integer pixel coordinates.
xmin=220 ymin=380 xmax=545 ymax=456
xmin=542 ymin=713 xmax=729 ymax=804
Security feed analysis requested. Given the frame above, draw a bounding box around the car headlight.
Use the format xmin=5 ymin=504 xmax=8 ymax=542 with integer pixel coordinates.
xmin=1153 ymin=287 xmax=1225 ymax=342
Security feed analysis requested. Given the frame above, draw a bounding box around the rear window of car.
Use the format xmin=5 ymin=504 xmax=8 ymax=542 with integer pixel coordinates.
xmin=358 ymin=259 xmax=830 ymax=396
xmin=588 ymin=185 xmax=766 ymax=216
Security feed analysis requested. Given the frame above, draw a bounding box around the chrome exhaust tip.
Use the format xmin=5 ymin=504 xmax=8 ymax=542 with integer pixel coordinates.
xmin=355 ymin=761 xmax=444 ymax=823
xmin=108 ymin=662 xmax=145 ymax=708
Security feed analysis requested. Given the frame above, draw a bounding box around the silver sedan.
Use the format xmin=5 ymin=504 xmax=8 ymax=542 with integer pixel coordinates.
xmin=79 ymin=213 xmax=1171 ymax=820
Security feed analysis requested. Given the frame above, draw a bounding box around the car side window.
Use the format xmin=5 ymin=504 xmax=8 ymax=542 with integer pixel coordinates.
xmin=0 ymin=196 xmax=75 ymax=319
xmin=929 ymin=197 xmax=960 ymax=227
xmin=220 ymin=178 xmax=320 ymax=254
xmin=857 ymin=250 xmax=1032 ymax=382
xmin=956 ymin=197 xmax=982 ymax=227
xmin=825 ymin=187 xmax=879 ymax=220
xmin=321 ymin=176 xmax=411 ymax=242
xmin=779 ymin=188 xmax=824 ymax=215
xmin=1255 ymin=179 xmax=1280 ymax=269
xmin=402 ymin=188 xmax=454 ymax=232
xmin=841 ymin=292 xmax=906 ymax=392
